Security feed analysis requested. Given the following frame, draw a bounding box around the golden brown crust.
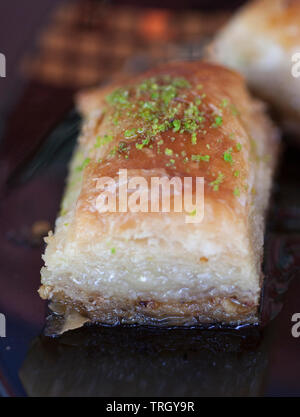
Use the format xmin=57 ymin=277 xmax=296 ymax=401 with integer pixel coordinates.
xmin=76 ymin=61 xmax=274 ymax=214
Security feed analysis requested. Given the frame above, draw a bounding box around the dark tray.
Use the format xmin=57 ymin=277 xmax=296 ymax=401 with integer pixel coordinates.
xmin=0 ymin=106 xmax=300 ymax=397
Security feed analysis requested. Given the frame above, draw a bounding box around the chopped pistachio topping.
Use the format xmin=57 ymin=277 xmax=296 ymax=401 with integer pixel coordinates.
xmin=191 ymin=132 xmax=197 ymax=145
xmin=109 ymin=146 xmax=117 ymax=157
xmin=136 ymin=137 xmax=150 ymax=150
xmin=101 ymin=74 xmax=243 ymax=197
xmin=172 ymin=119 xmax=181 ymax=132
xmin=124 ymin=128 xmax=137 ymax=138
xmin=104 ymin=74 xmax=217 ymax=163
xmin=118 ymin=142 xmax=129 ymax=152
xmin=223 ymin=148 xmax=233 ymax=164
xmin=183 ymin=118 xmax=198 ymax=132
xmin=233 ymin=187 xmax=240 ymax=197
xmin=76 ymin=157 xmax=91 ymax=171
xmin=191 ymin=154 xmax=210 ymax=162
xmin=106 ymin=88 xmax=130 ymax=106
xmin=95 ymin=134 xmax=113 ymax=148
xmin=210 ymin=172 xmax=224 ymax=191
xmin=212 ymin=116 xmax=223 ymax=127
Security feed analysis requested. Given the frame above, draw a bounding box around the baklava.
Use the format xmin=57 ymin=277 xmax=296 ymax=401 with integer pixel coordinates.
xmin=39 ymin=61 xmax=280 ymax=327
xmin=207 ymin=0 xmax=300 ymax=136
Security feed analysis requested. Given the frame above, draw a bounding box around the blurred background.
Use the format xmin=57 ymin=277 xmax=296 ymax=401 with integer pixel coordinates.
xmin=0 ymin=0 xmax=247 ymax=128
xmin=0 ymin=0 xmax=251 ymax=196
xmin=1 ymin=0 xmax=300 ymax=398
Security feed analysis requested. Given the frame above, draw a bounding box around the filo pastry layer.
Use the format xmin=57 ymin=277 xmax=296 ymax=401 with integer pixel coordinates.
xmin=39 ymin=61 xmax=280 ymax=326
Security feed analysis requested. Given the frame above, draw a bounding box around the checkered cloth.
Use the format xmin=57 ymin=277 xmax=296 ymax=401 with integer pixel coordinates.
xmin=21 ymin=0 xmax=229 ymax=88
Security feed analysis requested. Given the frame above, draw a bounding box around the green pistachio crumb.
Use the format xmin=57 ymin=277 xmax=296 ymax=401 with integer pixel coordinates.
xmin=213 ymin=116 xmax=223 ymax=127
xmin=172 ymin=119 xmax=181 ymax=132
xmin=124 ymin=128 xmax=136 ymax=138
xmin=224 ymin=148 xmax=233 ymax=164
xmin=234 ymin=187 xmax=240 ymax=197
xmin=191 ymin=154 xmax=210 ymax=162
xmin=165 ymin=148 xmax=173 ymax=156
xmin=76 ymin=157 xmax=91 ymax=171
xmin=210 ymin=172 xmax=224 ymax=191
xmin=95 ymin=134 xmax=113 ymax=148
xmin=191 ymin=132 xmax=197 ymax=145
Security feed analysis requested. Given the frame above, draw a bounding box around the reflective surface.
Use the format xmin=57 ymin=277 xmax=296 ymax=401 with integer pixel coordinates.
xmin=0 ymin=111 xmax=300 ymax=396
xmin=20 ymin=325 xmax=267 ymax=397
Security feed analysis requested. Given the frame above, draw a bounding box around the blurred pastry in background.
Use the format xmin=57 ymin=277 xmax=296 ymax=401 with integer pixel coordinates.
xmin=207 ymin=0 xmax=300 ymax=137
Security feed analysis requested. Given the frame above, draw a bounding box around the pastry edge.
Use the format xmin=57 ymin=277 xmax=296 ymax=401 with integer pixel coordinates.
xmin=39 ymin=284 xmax=259 ymax=327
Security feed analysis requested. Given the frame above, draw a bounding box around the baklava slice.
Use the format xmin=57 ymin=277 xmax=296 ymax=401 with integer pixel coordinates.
xmin=39 ymin=61 xmax=279 ymax=327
